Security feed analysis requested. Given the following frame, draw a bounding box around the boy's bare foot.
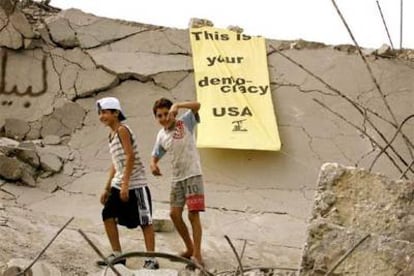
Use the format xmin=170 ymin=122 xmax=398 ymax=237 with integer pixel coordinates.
xmin=179 ymin=250 xmax=193 ymax=259
xmin=191 ymin=255 xmax=204 ymax=267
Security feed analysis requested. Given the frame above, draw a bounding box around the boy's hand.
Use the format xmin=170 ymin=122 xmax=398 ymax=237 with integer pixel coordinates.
xmin=150 ymin=163 xmax=162 ymax=176
xmin=168 ymin=104 xmax=178 ymax=121
xmin=120 ymin=185 xmax=129 ymax=202
xmin=100 ymin=190 xmax=110 ymax=205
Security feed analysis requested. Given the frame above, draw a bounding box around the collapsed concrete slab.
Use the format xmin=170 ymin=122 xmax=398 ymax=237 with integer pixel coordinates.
xmin=299 ymin=163 xmax=414 ymax=275
xmin=46 ymin=9 xmax=149 ymax=49
xmin=89 ymin=51 xmax=193 ymax=80
xmin=40 ymin=101 xmax=86 ymax=137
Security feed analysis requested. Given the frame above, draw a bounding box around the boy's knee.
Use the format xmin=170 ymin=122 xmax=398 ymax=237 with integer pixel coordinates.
xmin=170 ymin=209 xmax=182 ymax=221
xmin=188 ymin=211 xmax=200 ymax=222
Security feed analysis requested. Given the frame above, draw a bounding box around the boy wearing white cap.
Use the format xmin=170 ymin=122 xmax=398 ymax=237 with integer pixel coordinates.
xmin=96 ymin=97 xmax=159 ymax=269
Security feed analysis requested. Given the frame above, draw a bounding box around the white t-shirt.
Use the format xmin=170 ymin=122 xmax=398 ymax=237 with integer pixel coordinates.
xmin=152 ymin=110 xmax=202 ymax=182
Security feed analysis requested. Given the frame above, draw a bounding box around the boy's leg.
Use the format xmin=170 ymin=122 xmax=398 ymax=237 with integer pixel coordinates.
xmin=141 ymin=224 xmax=155 ymax=252
xmin=103 ymin=218 xmax=121 ymax=252
xmin=170 ymin=206 xmax=193 ymax=258
xmin=184 ymin=175 xmax=205 ymax=264
xmin=188 ymin=211 xmax=202 ymax=264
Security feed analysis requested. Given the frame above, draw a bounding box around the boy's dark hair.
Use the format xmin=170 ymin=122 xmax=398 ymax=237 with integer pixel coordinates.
xmin=97 ymin=103 xmax=122 ymax=120
xmin=153 ymin=97 xmax=173 ymax=115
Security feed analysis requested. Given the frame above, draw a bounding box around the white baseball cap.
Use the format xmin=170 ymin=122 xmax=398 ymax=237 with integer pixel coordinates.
xmin=96 ymin=97 xmax=126 ymax=121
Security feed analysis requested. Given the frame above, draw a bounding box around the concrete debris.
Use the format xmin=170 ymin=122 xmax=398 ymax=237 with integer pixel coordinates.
xmin=376 ymin=43 xmax=394 ymax=57
xmin=290 ymin=39 xmax=326 ymax=50
xmin=40 ymin=102 xmax=86 ymax=137
xmin=4 ymin=118 xmax=30 ymax=141
xmin=300 ymin=163 xmax=414 ymax=275
xmin=46 ymin=9 xmax=148 ymax=49
xmin=43 ymin=135 xmax=61 ymax=145
xmin=152 ymin=210 xmax=175 ymax=232
xmin=89 ymin=51 xmax=193 ymax=80
xmin=188 ymin=18 xmax=214 ymax=28
xmin=75 ymin=68 xmax=119 ymax=98
xmin=0 ymin=155 xmax=23 ymax=181
xmin=227 ymin=25 xmax=244 ymax=33
xmin=46 ymin=16 xmax=79 ymax=48
xmin=5 ymin=258 xmax=61 ymax=276
xmin=152 ymin=71 xmax=189 ymax=90
xmin=39 ymin=152 xmax=63 ymax=173
xmin=16 ymin=141 xmax=40 ymax=168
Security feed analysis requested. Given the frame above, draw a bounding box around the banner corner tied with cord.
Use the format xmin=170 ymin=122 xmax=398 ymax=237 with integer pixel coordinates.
xmin=189 ymin=26 xmax=281 ymax=151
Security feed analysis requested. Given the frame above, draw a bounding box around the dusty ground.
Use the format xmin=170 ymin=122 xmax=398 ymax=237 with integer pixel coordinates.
xmin=0 ymin=173 xmax=305 ymax=275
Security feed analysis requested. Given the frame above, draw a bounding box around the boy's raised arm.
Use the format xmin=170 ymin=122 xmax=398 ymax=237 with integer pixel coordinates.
xmin=169 ymin=101 xmax=200 ymax=118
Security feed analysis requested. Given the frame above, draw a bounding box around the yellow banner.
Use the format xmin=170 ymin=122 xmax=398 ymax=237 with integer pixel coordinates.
xmin=189 ymin=26 xmax=281 ymax=151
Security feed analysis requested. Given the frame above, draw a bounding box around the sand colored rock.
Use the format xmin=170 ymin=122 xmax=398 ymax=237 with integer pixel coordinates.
xmin=4 ymin=118 xmax=30 ymax=140
xmin=299 ymin=163 xmax=414 ymax=275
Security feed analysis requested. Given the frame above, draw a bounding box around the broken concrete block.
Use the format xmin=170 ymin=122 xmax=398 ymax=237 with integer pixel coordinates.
xmin=90 ymin=51 xmax=193 ymax=80
xmin=9 ymin=9 xmax=35 ymax=39
xmin=188 ymin=18 xmax=214 ymax=28
xmin=46 ymin=16 xmax=79 ymax=48
xmin=6 ymin=258 xmax=61 ymax=276
xmin=152 ymin=210 xmax=174 ymax=232
xmin=300 ymin=221 xmax=414 ymax=275
xmin=39 ymin=152 xmax=63 ymax=173
xmin=16 ymin=141 xmax=40 ymax=168
xmin=75 ymin=68 xmax=119 ymax=98
xmin=0 ymin=8 xmax=23 ymax=49
xmin=152 ymin=71 xmax=189 ymax=90
xmin=20 ymin=168 xmax=36 ymax=187
xmin=43 ymin=135 xmax=61 ymax=145
xmin=0 ymin=155 xmax=23 ymax=181
xmin=40 ymin=102 xmax=86 ymax=137
xmin=376 ymin=43 xmax=392 ymax=56
xmin=227 ymin=25 xmax=244 ymax=33
xmin=26 ymin=120 xmax=41 ymax=140
xmin=4 ymin=118 xmax=30 ymax=141
xmin=300 ymin=163 xmax=414 ymax=275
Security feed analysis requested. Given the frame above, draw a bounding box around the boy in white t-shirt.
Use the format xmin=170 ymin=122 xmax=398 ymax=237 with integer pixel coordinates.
xmin=150 ymin=98 xmax=205 ymax=266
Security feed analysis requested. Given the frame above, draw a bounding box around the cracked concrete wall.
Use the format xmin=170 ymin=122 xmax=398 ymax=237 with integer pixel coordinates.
xmin=0 ymin=1 xmax=413 ymax=273
xmin=299 ymin=163 xmax=414 ymax=275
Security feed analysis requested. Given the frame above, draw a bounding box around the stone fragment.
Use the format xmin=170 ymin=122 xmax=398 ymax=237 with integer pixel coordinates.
xmin=9 ymin=9 xmax=35 ymax=38
xmin=188 ymin=18 xmax=214 ymax=28
xmin=75 ymin=68 xmax=119 ymax=98
xmin=0 ymin=7 xmax=23 ymax=49
xmin=90 ymin=52 xmax=193 ymax=80
xmin=39 ymin=152 xmax=63 ymax=173
xmin=152 ymin=210 xmax=174 ymax=232
xmin=25 ymin=120 xmax=41 ymax=140
xmin=43 ymin=135 xmax=61 ymax=145
xmin=0 ymin=155 xmax=22 ymax=180
xmin=227 ymin=25 xmax=244 ymax=33
xmin=46 ymin=9 xmax=147 ymax=49
xmin=16 ymin=141 xmax=40 ymax=168
xmin=376 ymin=43 xmax=393 ymax=57
xmin=152 ymin=71 xmax=188 ymax=90
xmin=6 ymin=258 xmax=61 ymax=276
xmin=4 ymin=118 xmax=30 ymax=140
xmin=45 ymin=16 xmax=79 ymax=48
xmin=300 ymin=163 xmax=414 ymax=275
xmin=40 ymin=102 xmax=86 ymax=137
